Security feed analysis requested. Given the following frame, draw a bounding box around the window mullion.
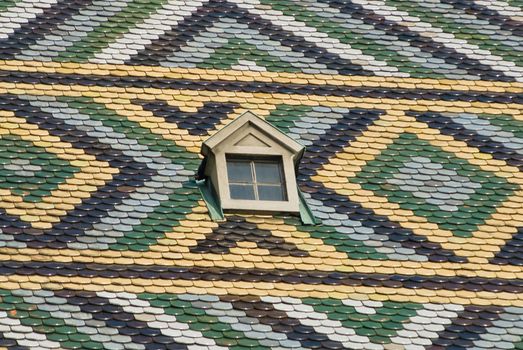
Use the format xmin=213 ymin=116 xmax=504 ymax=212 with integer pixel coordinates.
xmin=251 ymin=160 xmax=259 ymax=200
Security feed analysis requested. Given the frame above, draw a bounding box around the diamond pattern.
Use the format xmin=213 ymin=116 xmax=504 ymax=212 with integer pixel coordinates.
xmin=0 ymin=0 xmax=522 ymax=341
xmin=0 ymin=134 xmax=80 ymax=202
xmin=0 ymin=89 xmax=518 ymax=266
xmin=352 ymin=132 xmax=518 ymax=238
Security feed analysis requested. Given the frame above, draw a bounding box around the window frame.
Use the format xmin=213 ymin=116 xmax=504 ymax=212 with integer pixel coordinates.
xmin=226 ymin=156 xmax=288 ymax=202
xmin=201 ymin=112 xmax=303 ymax=214
xmin=216 ymin=148 xmax=300 ymax=213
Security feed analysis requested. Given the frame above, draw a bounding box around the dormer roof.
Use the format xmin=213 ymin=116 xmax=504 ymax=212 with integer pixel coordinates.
xmin=201 ymin=111 xmax=304 ymax=161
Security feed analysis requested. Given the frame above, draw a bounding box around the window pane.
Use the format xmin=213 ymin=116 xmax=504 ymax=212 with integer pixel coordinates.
xmin=258 ymin=185 xmax=285 ymax=201
xmin=254 ymin=162 xmax=282 ymax=184
xmin=227 ymin=160 xmax=252 ymax=183
xmin=230 ymin=184 xmax=256 ymax=200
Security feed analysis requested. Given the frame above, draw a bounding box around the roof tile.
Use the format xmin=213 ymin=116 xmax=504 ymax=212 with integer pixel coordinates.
xmin=0 ymin=0 xmax=522 ymax=347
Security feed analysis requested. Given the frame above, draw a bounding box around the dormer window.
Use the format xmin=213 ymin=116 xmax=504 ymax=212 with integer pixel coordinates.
xmin=196 ymin=111 xmax=317 ymax=224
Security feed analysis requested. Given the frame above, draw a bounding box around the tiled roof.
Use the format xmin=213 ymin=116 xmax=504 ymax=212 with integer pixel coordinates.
xmin=1 ymin=0 xmax=523 ymax=81
xmin=0 ymin=0 xmax=522 ymax=349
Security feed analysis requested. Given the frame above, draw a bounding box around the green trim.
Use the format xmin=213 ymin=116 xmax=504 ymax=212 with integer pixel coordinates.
xmin=197 ymin=178 xmax=224 ymax=221
xmin=198 ymin=178 xmax=318 ymax=225
xmin=298 ymin=188 xmax=319 ymax=225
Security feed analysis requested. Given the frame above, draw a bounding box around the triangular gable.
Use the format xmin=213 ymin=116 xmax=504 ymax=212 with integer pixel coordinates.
xmin=234 ymin=133 xmax=272 ymax=147
xmin=202 ymin=111 xmax=304 ymax=159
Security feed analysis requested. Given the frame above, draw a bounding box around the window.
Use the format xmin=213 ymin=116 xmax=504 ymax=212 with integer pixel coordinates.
xmin=227 ymin=157 xmax=287 ymax=201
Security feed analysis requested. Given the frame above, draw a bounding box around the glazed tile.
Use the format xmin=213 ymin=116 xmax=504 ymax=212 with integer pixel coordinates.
xmin=0 ymin=0 xmax=521 ymax=346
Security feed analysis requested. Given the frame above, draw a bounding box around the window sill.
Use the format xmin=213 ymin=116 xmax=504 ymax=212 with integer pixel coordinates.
xmin=197 ymin=178 xmax=319 ymax=225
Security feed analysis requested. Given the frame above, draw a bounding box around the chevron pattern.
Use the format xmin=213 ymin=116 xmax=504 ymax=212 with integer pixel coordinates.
xmin=0 ymin=0 xmax=522 ymax=347
xmin=0 ymin=288 xmax=520 ymax=350
xmin=0 ymin=0 xmax=522 ymax=80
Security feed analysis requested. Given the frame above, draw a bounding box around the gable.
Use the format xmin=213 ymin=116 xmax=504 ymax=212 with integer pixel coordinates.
xmin=202 ymin=111 xmax=304 ymax=158
xmin=234 ymin=133 xmax=271 ymax=147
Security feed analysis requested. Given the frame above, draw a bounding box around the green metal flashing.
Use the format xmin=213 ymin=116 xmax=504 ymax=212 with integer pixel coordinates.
xmin=196 ymin=179 xmax=225 ymax=221
xmin=198 ymin=177 xmax=318 ymax=225
xmin=298 ymin=187 xmax=320 ymax=225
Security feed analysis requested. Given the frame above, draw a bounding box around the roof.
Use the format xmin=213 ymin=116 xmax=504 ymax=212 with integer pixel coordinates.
xmin=0 ymin=0 xmax=522 ymax=349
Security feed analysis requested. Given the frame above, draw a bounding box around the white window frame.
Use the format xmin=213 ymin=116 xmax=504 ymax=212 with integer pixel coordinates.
xmin=226 ymin=156 xmax=287 ymax=201
xmin=201 ymin=111 xmax=303 ymax=213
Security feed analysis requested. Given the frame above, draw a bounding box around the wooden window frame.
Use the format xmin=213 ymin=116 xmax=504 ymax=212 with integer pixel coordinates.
xmin=226 ymin=156 xmax=287 ymax=201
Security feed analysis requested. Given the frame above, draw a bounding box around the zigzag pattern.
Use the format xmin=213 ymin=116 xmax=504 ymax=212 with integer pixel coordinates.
xmin=0 ymin=0 xmax=523 ymax=347
xmin=0 ymin=0 xmax=522 ymax=80
xmin=0 ymin=288 xmax=520 ymax=350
